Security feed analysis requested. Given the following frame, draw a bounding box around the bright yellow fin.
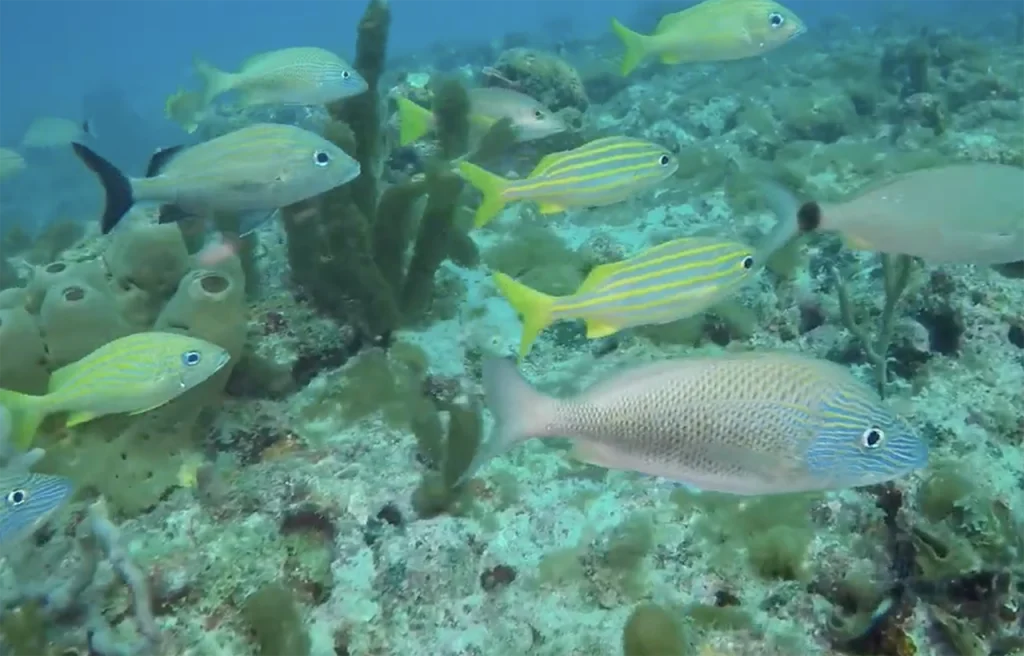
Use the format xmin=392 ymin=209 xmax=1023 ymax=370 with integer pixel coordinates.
xmin=395 ymin=97 xmax=435 ymax=146
xmin=537 ymin=202 xmax=567 ymax=215
xmin=65 ymin=410 xmax=98 ymax=428
xmin=528 ymin=153 xmax=562 ymax=178
xmin=660 ymin=52 xmax=684 ymax=65
xmin=610 ymin=18 xmax=650 ymax=76
xmin=584 ymin=319 xmax=622 ymax=339
xmin=576 ymin=261 xmax=625 ymax=294
xmin=457 ymin=161 xmax=510 ymax=227
xmin=493 ymin=272 xmax=557 ymax=358
xmin=0 ymin=388 xmax=48 ymax=449
xmin=193 ymin=56 xmax=234 ymax=105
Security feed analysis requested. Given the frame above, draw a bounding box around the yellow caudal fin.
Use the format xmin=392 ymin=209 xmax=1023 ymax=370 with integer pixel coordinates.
xmin=610 ymin=18 xmax=650 ymax=76
xmin=193 ymin=56 xmax=235 ymax=105
xmin=0 ymin=388 xmax=48 ymax=449
xmin=493 ymin=272 xmax=557 ymax=358
xmin=457 ymin=161 xmax=510 ymax=227
xmin=395 ymin=97 xmax=435 ymax=146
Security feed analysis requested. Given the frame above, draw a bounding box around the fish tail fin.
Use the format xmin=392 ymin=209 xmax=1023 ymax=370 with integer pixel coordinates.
xmin=71 ymin=143 xmax=133 ymax=234
xmin=395 ymin=97 xmax=434 ymax=146
xmin=611 ymin=18 xmax=650 ymax=76
xmin=457 ymin=356 xmax=557 ymax=484
xmin=0 ymin=389 xmax=47 ymax=450
xmin=193 ymin=56 xmax=234 ymax=105
xmin=493 ymin=272 xmax=556 ymax=358
xmin=456 ymin=161 xmax=509 ymax=227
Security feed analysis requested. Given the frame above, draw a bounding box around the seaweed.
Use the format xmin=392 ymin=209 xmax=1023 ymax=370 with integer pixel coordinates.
xmin=410 ymin=396 xmax=483 ymax=518
xmin=242 ymin=583 xmax=311 ymax=656
xmin=622 ymin=603 xmax=693 ymax=656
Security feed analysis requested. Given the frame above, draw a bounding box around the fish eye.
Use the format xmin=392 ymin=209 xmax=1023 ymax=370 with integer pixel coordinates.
xmin=861 ymin=427 xmax=885 ymax=449
xmin=342 ymin=70 xmax=351 ymax=79
xmin=182 ymin=350 xmax=202 ymax=367
xmin=534 ymin=110 xmax=545 ymax=120
xmin=6 ymin=489 xmax=27 ymax=506
xmin=313 ymin=150 xmax=331 ymax=166
xmin=658 ymin=154 xmax=671 ymax=166
xmin=768 ymin=12 xmax=785 ymax=28
xmin=741 ymin=255 xmax=754 ymax=270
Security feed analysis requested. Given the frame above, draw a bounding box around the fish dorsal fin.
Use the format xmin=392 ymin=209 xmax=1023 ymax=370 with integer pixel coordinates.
xmin=655 ymin=0 xmax=738 ymax=33
xmin=528 ymin=152 xmax=563 ymax=178
xmin=146 ymin=145 xmax=185 ymax=177
xmin=47 ymin=360 xmax=82 ymax=392
xmin=576 ymin=261 xmax=626 ymax=294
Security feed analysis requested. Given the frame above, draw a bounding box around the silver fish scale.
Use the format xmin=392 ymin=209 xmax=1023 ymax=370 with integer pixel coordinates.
xmin=556 ymin=355 xmax=839 ymax=483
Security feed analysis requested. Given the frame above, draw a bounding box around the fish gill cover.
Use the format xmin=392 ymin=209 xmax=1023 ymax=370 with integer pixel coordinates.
xmin=0 ymin=0 xmax=1022 ymax=655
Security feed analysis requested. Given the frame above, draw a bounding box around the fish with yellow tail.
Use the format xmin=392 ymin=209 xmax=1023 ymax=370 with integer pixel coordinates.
xmin=72 ymin=123 xmax=359 ymax=235
xmin=461 ymin=353 xmax=929 ymax=494
xmin=495 ymin=236 xmax=759 ymax=358
xmin=611 ymin=0 xmax=806 ymax=76
xmin=0 ymin=332 xmax=230 ymax=449
xmin=458 ymin=136 xmax=678 ymax=227
xmin=193 ymin=47 xmax=367 ymax=107
xmin=395 ymin=87 xmax=565 ymax=147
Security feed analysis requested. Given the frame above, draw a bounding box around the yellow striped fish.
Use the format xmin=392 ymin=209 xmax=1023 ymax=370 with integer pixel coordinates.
xmin=0 ymin=332 xmax=230 ymax=448
xmin=494 ymin=236 xmax=758 ymax=357
xmin=458 ymin=136 xmax=679 ymax=227
xmin=194 ymin=47 xmax=367 ymax=106
xmin=72 ymin=123 xmax=360 ymax=234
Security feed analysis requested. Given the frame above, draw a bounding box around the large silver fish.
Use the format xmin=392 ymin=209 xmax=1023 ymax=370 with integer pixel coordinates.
xmin=72 ymin=123 xmax=360 ymax=235
xmin=465 ymin=352 xmax=928 ymax=495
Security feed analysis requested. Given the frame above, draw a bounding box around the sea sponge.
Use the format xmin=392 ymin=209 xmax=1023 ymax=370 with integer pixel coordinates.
xmin=492 ymin=47 xmax=589 ymax=114
xmin=155 ymin=260 xmax=247 ymax=361
xmin=0 ymin=287 xmax=26 ymax=310
xmin=38 ymin=280 xmax=132 ymax=368
xmin=0 ymin=306 xmax=48 ymax=394
xmin=103 ymin=222 xmax=189 ymax=298
xmin=24 ymin=259 xmax=111 ymax=315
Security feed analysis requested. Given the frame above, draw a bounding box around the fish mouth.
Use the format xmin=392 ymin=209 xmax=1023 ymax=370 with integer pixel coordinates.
xmin=214 ymin=351 xmax=232 ymax=372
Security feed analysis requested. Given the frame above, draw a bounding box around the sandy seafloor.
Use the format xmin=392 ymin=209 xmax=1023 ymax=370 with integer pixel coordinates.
xmin=2 ymin=11 xmax=1023 ymax=656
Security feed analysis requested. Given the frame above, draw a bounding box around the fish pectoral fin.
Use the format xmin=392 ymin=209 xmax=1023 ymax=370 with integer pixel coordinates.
xmin=537 ymin=201 xmax=567 ymax=214
xmin=228 ymin=180 xmax=267 ymax=193
xmin=127 ymin=402 xmax=166 ymax=417
xmin=65 ymin=410 xmax=98 ymax=428
xmin=704 ymin=442 xmax=805 ymax=484
xmin=585 ymin=319 xmax=621 ymax=339
xmin=237 ymin=209 xmax=279 ymax=236
xmin=570 ymin=441 xmax=619 ymax=468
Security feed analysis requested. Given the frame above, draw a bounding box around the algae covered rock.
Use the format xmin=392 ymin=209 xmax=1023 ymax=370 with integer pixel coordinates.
xmin=492 ymin=47 xmax=589 ymax=114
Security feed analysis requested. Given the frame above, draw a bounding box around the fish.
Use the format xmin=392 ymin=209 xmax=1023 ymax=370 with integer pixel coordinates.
xmin=395 ymin=87 xmax=566 ymax=147
xmin=458 ymin=136 xmax=679 ymax=227
xmin=463 ymin=353 xmax=929 ymax=495
xmin=71 ymin=122 xmax=360 ymax=235
xmin=0 ymin=148 xmax=26 ymax=180
xmin=20 ymin=116 xmax=89 ymax=149
xmin=611 ymin=0 xmax=806 ymax=76
xmin=780 ymin=163 xmax=1024 ymax=265
xmin=164 ymin=87 xmax=208 ymax=134
xmin=0 ymin=331 xmax=231 ymax=448
xmin=495 ymin=237 xmax=759 ymax=357
xmin=194 ymin=47 xmax=367 ymax=107
xmin=0 ymin=471 xmax=73 ymax=549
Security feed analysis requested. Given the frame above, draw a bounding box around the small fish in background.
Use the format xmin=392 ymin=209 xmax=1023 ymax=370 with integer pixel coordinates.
xmin=164 ymin=87 xmax=208 ymax=134
xmin=772 ymin=163 xmax=1024 ymax=265
xmin=193 ymin=47 xmax=368 ymax=108
xmin=71 ymin=122 xmax=360 ymax=235
xmin=463 ymin=353 xmax=929 ymax=494
xmin=395 ymin=87 xmax=566 ymax=147
xmin=495 ymin=237 xmax=759 ymax=357
xmin=0 ymin=332 xmax=231 ymax=449
xmin=0 ymin=148 xmax=26 ymax=180
xmin=20 ymin=116 xmax=92 ymax=149
xmin=458 ymin=136 xmax=679 ymax=227
xmin=611 ymin=0 xmax=806 ymax=75
xmin=0 ymin=471 xmax=73 ymax=550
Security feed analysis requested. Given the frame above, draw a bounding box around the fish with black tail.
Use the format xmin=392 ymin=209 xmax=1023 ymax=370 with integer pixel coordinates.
xmin=72 ymin=122 xmax=360 ymax=235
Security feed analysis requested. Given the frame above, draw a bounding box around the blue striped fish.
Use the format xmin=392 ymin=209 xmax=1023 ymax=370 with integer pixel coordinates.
xmin=1 ymin=471 xmax=73 ymax=549
xmin=72 ymin=123 xmax=360 ymax=234
xmin=461 ymin=353 xmax=929 ymax=495
xmin=495 ymin=236 xmax=758 ymax=357
xmin=458 ymin=136 xmax=679 ymax=227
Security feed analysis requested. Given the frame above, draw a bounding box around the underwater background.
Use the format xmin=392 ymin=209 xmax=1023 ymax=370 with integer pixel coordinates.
xmin=0 ymin=0 xmax=1023 ymax=655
